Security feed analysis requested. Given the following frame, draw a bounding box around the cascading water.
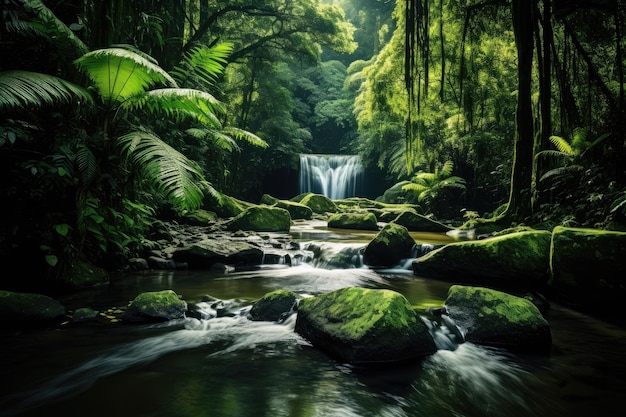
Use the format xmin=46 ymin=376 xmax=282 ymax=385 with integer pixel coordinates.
xmin=299 ymin=154 xmax=364 ymax=200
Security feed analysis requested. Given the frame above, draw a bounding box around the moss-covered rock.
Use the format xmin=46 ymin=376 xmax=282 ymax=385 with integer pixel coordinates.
xmin=178 ymin=209 xmax=218 ymax=226
xmin=248 ymin=289 xmax=299 ymax=322
xmin=363 ymin=223 xmax=416 ymax=267
xmin=122 ymin=290 xmax=187 ymax=323
xmin=327 ymin=212 xmax=378 ymax=230
xmin=295 ymin=287 xmax=437 ymax=363
xmin=0 ymin=290 xmax=66 ymax=322
xmin=59 ymin=259 xmax=109 ymax=290
xmin=260 ymin=194 xmax=313 ymax=220
xmin=412 ymin=230 xmax=552 ymax=290
xmin=375 ymin=180 xmax=412 ymax=204
xmin=299 ymin=193 xmax=338 ymax=214
xmin=549 ymin=226 xmax=626 ymax=314
xmin=203 ymin=191 xmax=253 ymax=217
xmin=444 ymin=285 xmax=551 ymax=353
xmin=225 ymin=206 xmax=292 ymax=232
xmin=392 ymin=211 xmax=453 ymax=233
xmin=172 ymin=239 xmax=264 ymax=268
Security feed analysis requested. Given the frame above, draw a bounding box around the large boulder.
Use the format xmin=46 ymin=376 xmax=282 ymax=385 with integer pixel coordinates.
xmin=248 ymin=289 xmax=299 ymax=322
xmin=549 ymin=226 xmax=626 ymax=314
xmin=363 ymin=223 xmax=416 ymax=267
xmin=444 ymin=285 xmax=551 ymax=353
xmin=392 ymin=211 xmax=452 ymax=233
xmin=327 ymin=212 xmax=378 ymax=230
xmin=270 ymin=199 xmax=313 ymax=220
xmin=298 ymin=193 xmax=338 ymax=214
xmin=122 ymin=290 xmax=187 ymax=323
xmin=225 ymin=206 xmax=291 ymax=232
xmin=172 ymin=239 xmax=264 ymax=269
xmin=295 ymin=287 xmax=437 ymax=363
xmin=59 ymin=259 xmax=109 ymax=290
xmin=412 ymin=230 xmax=552 ymax=290
xmin=0 ymin=290 xmax=65 ymax=322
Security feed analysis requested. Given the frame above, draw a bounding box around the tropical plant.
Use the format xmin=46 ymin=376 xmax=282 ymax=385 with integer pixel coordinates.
xmin=536 ymin=127 xmax=609 ymax=184
xmin=402 ymin=160 xmax=466 ymax=216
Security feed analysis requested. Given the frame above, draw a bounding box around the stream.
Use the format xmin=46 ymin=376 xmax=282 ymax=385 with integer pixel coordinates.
xmin=1 ymin=220 xmax=625 ymax=416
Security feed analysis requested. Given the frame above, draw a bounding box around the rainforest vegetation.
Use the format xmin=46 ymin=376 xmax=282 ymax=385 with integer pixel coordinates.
xmin=1 ymin=0 xmax=625 ymax=286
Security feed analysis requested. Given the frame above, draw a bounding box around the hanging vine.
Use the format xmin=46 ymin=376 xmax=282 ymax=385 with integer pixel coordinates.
xmin=404 ymin=0 xmax=430 ymax=174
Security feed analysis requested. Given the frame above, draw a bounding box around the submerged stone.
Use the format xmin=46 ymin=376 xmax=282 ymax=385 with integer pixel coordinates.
xmin=295 ymin=287 xmax=437 ymax=364
xmin=444 ymin=285 xmax=551 ymax=353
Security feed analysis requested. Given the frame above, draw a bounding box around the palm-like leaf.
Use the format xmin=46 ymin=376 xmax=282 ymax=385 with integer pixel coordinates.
xmin=172 ymin=43 xmax=233 ymax=88
xmin=121 ymin=88 xmax=224 ymax=127
xmin=117 ymin=131 xmax=207 ymax=210
xmin=221 ymin=127 xmax=268 ymax=149
xmin=549 ymin=135 xmax=575 ymax=156
xmin=0 ymin=70 xmax=93 ymax=110
xmin=74 ymin=48 xmax=177 ymax=106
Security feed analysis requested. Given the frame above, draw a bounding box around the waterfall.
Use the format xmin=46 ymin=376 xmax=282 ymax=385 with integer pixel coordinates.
xmin=299 ymin=154 xmax=364 ymax=200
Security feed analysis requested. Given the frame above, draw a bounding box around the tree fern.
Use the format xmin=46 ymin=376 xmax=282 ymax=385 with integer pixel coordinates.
xmin=116 ymin=131 xmax=208 ymax=210
xmin=0 ymin=70 xmax=93 ymax=110
xmin=121 ymin=88 xmax=225 ymax=127
xmin=74 ymin=48 xmax=178 ymax=105
xmin=172 ymin=43 xmax=234 ymax=88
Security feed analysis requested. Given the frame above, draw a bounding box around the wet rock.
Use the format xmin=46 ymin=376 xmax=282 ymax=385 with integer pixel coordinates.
xmin=549 ymin=226 xmax=626 ymax=317
xmin=172 ymin=239 xmax=264 ymax=269
xmin=297 ymin=193 xmax=338 ymax=214
xmin=0 ymin=290 xmax=66 ymax=322
xmin=392 ymin=211 xmax=453 ymax=233
xmin=295 ymin=287 xmax=437 ymax=364
xmin=444 ymin=285 xmax=551 ymax=353
xmin=225 ymin=206 xmax=292 ymax=232
xmin=122 ymin=290 xmax=187 ymax=323
xmin=248 ymin=289 xmax=299 ymax=322
xmin=412 ymin=230 xmax=552 ymax=290
xmin=327 ymin=212 xmax=378 ymax=230
xmin=363 ymin=223 xmax=416 ymax=268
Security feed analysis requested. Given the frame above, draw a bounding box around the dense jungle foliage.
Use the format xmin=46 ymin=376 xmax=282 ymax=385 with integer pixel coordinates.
xmin=1 ymin=0 xmax=625 ymax=286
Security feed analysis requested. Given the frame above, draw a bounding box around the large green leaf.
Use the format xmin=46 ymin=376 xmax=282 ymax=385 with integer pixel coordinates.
xmin=74 ymin=48 xmax=178 ymax=105
xmin=121 ymin=88 xmax=224 ymax=127
xmin=0 ymin=70 xmax=93 ymax=110
xmin=117 ymin=131 xmax=207 ymax=210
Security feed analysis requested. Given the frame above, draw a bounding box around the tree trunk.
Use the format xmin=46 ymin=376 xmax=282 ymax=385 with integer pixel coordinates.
xmin=505 ymin=0 xmax=535 ymax=222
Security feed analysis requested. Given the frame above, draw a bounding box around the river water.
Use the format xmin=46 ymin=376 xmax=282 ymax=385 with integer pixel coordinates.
xmin=1 ymin=221 xmax=625 ymax=417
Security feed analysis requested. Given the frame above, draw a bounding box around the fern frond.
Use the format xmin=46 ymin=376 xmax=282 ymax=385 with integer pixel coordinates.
xmin=76 ymin=144 xmax=98 ymax=186
xmin=116 ymin=131 xmax=206 ymax=210
xmin=439 ymin=161 xmax=454 ymax=178
xmin=172 ymin=42 xmax=233 ymax=87
xmin=0 ymin=70 xmax=93 ymax=110
xmin=74 ymin=48 xmax=178 ymax=105
xmin=549 ymin=135 xmax=574 ymax=156
xmin=121 ymin=88 xmax=224 ymax=127
xmin=221 ymin=127 xmax=269 ymax=149
xmin=539 ymin=165 xmax=583 ymax=182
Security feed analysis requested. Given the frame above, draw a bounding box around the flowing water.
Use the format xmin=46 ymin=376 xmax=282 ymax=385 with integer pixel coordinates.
xmin=1 ymin=221 xmax=625 ymax=417
xmin=299 ymin=154 xmax=364 ymax=199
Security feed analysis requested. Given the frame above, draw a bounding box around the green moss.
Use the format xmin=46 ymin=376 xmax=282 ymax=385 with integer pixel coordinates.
xmin=131 ymin=290 xmax=182 ymax=310
xmin=299 ymin=288 xmax=418 ymax=340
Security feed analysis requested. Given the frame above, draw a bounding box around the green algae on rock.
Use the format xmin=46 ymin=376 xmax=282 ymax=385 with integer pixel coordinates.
xmin=412 ymin=230 xmax=552 ymax=289
xmin=122 ymin=289 xmax=187 ymax=323
xmin=444 ymin=285 xmax=551 ymax=353
xmin=295 ymin=287 xmax=437 ymax=364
